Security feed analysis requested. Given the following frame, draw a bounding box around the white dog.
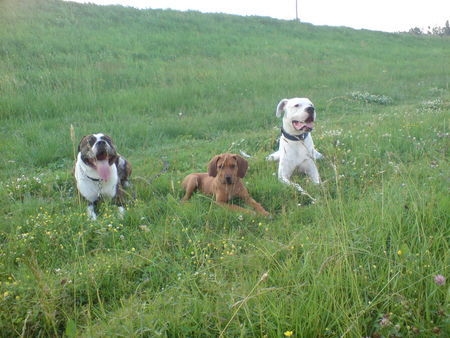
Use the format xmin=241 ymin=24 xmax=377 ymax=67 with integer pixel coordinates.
xmin=74 ymin=133 xmax=131 ymax=220
xmin=267 ymin=98 xmax=322 ymax=194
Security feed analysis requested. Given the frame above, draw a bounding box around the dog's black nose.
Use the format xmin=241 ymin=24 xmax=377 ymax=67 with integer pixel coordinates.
xmin=96 ymin=140 xmax=107 ymax=150
xmin=225 ymin=176 xmax=233 ymax=184
xmin=306 ymin=106 xmax=315 ymax=114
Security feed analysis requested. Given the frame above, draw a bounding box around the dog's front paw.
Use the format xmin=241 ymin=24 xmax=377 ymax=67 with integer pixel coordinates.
xmin=261 ymin=210 xmax=271 ymax=217
xmin=292 ymin=183 xmax=304 ymax=193
xmin=87 ymin=205 xmax=97 ymax=220
xmin=118 ymin=206 xmax=125 ymax=219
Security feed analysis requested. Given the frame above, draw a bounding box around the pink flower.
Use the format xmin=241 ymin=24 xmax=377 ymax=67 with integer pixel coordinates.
xmin=434 ymin=274 xmax=446 ymax=286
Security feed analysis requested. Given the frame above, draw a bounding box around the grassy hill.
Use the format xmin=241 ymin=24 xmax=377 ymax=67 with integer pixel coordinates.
xmin=0 ymin=0 xmax=448 ymax=336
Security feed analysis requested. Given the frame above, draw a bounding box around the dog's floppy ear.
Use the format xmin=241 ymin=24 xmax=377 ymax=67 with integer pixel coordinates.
xmin=108 ymin=154 xmax=118 ymax=166
xmin=276 ymin=99 xmax=288 ymax=118
xmin=78 ymin=135 xmax=89 ymax=152
xmin=207 ymin=155 xmax=221 ymax=177
xmin=234 ymin=155 xmax=248 ymax=178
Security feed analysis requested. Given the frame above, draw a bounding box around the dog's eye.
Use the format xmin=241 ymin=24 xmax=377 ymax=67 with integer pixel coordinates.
xmin=101 ymin=136 xmax=112 ymax=145
xmin=294 ymin=104 xmax=300 ymax=108
xmin=230 ymin=164 xmax=236 ymax=169
xmin=88 ymin=136 xmax=96 ymax=146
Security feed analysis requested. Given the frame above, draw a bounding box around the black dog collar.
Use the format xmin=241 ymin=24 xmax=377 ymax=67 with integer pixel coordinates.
xmin=281 ymin=127 xmax=309 ymax=141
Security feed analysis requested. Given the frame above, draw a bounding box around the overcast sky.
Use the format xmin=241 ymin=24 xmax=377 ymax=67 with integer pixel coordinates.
xmin=66 ymin=0 xmax=449 ymax=32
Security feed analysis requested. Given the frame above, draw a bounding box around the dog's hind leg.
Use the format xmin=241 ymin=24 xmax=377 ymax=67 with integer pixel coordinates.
xmin=113 ymin=185 xmax=130 ymax=219
xmin=181 ymin=175 xmax=199 ymax=201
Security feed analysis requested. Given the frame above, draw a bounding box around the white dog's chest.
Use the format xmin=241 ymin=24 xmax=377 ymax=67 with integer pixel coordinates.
xmin=75 ymin=162 xmax=118 ymax=202
xmin=279 ymin=137 xmax=314 ymax=162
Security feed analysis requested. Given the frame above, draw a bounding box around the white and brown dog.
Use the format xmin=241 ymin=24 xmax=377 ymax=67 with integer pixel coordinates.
xmin=267 ymin=98 xmax=323 ymax=194
xmin=74 ymin=133 xmax=131 ymax=220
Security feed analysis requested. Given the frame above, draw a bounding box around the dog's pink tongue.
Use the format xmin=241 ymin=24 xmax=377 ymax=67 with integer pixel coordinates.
xmin=293 ymin=121 xmax=314 ymax=130
xmin=96 ymin=160 xmax=111 ymax=181
xmin=293 ymin=121 xmax=303 ymax=130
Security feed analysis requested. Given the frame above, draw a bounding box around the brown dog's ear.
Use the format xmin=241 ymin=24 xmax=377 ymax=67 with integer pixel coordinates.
xmin=207 ymin=155 xmax=221 ymax=177
xmin=234 ymin=155 xmax=248 ymax=178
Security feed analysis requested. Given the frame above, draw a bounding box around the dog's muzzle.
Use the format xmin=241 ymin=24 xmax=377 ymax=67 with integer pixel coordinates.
xmin=225 ymin=175 xmax=233 ymax=185
xmin=292 ymin=120 xmax=314 ymax=132
xmin=94 ymin=141 xmax=111 ymax=161
xmin=305 ymin=106 xmax=315 ymax=115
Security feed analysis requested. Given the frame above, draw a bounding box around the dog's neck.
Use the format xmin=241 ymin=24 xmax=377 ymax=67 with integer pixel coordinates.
xmin=78 ymin=153 xmax=111 ymax=182
xmin=86 ymin=175 xmax=102 ymax=182
xmin=79 ymin=161 xmax=102 ymax=182
xmin=217 ymin=179 xmax=239 ymax=187
xmin=214 ymin=178 xmax=240 ymax=195
xmin=281 ymin=127 xmax=309 ymax=141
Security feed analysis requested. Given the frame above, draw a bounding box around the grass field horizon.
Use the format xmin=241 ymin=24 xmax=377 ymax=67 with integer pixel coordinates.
xmin=0 ymin=0 xmax=449 ymax=336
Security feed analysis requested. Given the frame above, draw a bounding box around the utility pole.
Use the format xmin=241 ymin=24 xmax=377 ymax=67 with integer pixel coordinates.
xmin=295 ymin=0 xmax=299 ymax=21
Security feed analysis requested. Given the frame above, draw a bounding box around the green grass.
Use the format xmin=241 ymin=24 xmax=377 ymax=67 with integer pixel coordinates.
xmin=0 ymin=0 xmax=449 ymax=336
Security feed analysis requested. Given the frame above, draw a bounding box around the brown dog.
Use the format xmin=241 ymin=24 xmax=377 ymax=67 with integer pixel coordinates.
xmin=181 ymin=153 xmax=269 ymax=216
